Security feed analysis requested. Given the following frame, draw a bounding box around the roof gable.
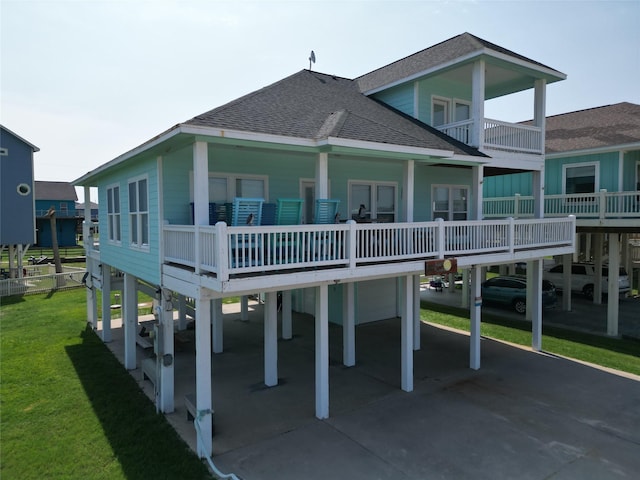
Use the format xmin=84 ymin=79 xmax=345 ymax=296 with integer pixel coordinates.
xmin=35 ymin=181 xmax=78 ymax=201
xmin=0 ymin=125 xmax=40 ymax=152
xmin=544 ymin=102 xmax=640 ymax=154
xmin=185 ymin=70 xmax=483 ymax=157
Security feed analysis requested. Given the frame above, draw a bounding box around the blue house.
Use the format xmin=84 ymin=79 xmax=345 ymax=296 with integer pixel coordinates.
xmin=0 ymin=125 xmax=39 ymax=278
xmin=484 ymin=102 xmax=640 ymax=334
xmin=34 ymin=181 xmax=79 ymax=247
xmin=74 ymin=33 xmax=576 ymax=456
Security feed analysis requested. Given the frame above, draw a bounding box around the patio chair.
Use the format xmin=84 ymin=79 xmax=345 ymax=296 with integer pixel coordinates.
xmin=314 ymin=199 xmax=340 ymax=224
xmin=229 ymin=197 xmax=264 ymax=268
xmin=272 ymin=199 xmax=304 ymax=263
xmin=313 ymin=199 xmax=341 ymax=260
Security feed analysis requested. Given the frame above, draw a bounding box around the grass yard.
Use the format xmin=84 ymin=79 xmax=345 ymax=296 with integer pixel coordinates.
xmin=421 ymin=301 xmax=640 ymax=376
xmin=0 ymin=290 xmax=211 ymax=480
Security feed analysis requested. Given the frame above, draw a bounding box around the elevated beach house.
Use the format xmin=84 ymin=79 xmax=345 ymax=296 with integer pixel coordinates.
xmin=74 ymin=33 xmax=575 ymax=457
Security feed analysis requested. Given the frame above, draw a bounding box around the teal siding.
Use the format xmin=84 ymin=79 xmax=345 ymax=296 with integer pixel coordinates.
xmin=414 ymin=166 xmax=474 ymax=221
xmin=624 ymin=150 xmax=640 ymax=190
xmin=545 ymin=152 xmax=620 ymax=195
xmin=417 ymin=77 xmax=470 ymax=125
xmin=97 ymin=155 xmax=160 ymax=285
xmin=483 ymin=172 xmax=533 ymax=197
xmin=372 ymin=85 xmax=414 ymax=117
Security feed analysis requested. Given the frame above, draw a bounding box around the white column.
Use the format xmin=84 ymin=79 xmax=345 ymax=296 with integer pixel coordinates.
xmin=470 ymin=266 xmax=482 ymax=370
xmin=88 ymin=285 xmax=98 ymax=330
xmin=530 ymin=260 xmax=543 ymax=351
xmin=178 ymin=294 xmax=187 ymax=331
xmin=240 ymin=296 xmax=249 ymax=321
xmin=101 ymin=266 xmax=112 ymax=343
xmin=562 ymin=253 xmax=572 ymax=311
xmin=158 ymin=289 xmax=175 ymax=413
xmin=607 ymin=233 xmax=620 ymax=337
xmin=594 ymin=233 xmax=604 ymax=304
xmin=343 ymin=282 xmax=355 ymax=367
xmin=83 ymin=185 xmax=92 ymax=249
xmin=532 ymin=170 xmax=544 ymax=219
xmin=123 ymin=273 xmax=137 ymax=370
xmin=264 ymin=291 xmax=278 ymax=387
xmin=534 ymin=78 xmax=547 ymax=152
xmin=315 ymin=284 xmax=329 ymax=419
xmin=413 ymin=274 xmax=421 ymax=351
xmin=471 ymin=164 xmax=484 ymax=220
xmin=211 ymin=298 xmax=223 ymax=354
xmin=282 ymin=290 xmax=292 ymax=340
xmin=401 ymin=275 xmax=414 ymax=392
xmin=471 ymin=59 xmax=486 ymax=148
xmin=195 ymin=293 xmax=213 ymax=458
xmin=316 ymin=152 xmax=329 ymax=199
xmin=403 ymin=160 xmax=415 ymax=222
xmin=193 ymin=141 xmax=209 ymax=226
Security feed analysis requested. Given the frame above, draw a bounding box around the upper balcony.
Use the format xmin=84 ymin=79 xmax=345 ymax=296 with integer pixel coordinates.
xmin=483 ymin=190 xmax=640 ymax=228
xmin=161 ymin=217 xmax=575 ymax=294
xmin=436 ymin=118 xmax=543 ymax=155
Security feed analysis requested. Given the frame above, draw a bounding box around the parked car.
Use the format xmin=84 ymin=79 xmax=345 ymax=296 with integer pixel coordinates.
xmin=543 ymin=263 xmax=630 ymax=299
xmin=481 ymin=275 xmax=557 ymax=314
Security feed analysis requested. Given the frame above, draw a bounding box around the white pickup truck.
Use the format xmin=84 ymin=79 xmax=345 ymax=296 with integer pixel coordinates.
xmin=543 ymin=263 xmax=631 ymax=299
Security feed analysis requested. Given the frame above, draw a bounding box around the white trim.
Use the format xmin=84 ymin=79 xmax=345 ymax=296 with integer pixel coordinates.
xmin=453 ymin=98 xmax=472 ymax=122
xmin=431 ymin=95 xmax=451 ymax=127
xmin=322 ymin=136 xmax=455 ymax=159
xmin=431 ymin=184 xmax=470 ymax=221
xmin=561 ymin=161 xmax=599 ymax=195
xmin=106 ymin=182 xmax=122 ymax=245
xmin=348 ymin=180 xmax=398 ymax=222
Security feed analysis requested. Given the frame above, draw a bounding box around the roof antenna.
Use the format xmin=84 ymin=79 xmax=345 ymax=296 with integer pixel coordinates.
xmin=308 ymin=50 xmax=316 ymax=70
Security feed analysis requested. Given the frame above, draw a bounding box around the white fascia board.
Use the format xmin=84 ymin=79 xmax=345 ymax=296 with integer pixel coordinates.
xmin=180 ymin=124 xmax=318 ymax=148
xmin=483 ymin=49 xmax=567 ymax=81
xmin=545 ymin=142 xmax=640 ymax=160
xmin=322 ymin=136 xmax=455 ymax=158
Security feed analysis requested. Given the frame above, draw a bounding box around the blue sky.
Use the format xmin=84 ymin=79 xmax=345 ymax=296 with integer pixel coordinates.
xmin=2 ymin=0 xmax=639 ymax=202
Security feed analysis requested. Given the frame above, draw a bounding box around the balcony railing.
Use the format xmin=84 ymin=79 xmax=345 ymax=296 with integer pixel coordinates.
xmin=436 ymin=118 xmax=542 ymax=154
xmin=163 ymin=217 xmax=575 ymax=281
xmin=483 ymin=191 xmax=640 ymax=219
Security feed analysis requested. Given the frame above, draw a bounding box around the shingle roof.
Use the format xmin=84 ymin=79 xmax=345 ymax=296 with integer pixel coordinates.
xmin=35 ymin=181 xmax=78 ymax=201
xmin=356 ymin=32 xmax=563 ymax=93
xmin=185 ymin=70 xmax=484 ymax=157
xmin=544 ymin=102 xmax=640 ymax=154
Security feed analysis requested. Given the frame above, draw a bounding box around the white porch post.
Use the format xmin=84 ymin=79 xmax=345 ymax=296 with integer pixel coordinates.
xmin=193 ymin=141 xmax=209 ymax=277
xmin=534 ymin=78 xmax=547 ymax=152
xmin=211 ymin=298 xmax=223 ymax=354
xmin=343 ymin=282 xmax=355 ymax=367
xmin=264 ymin=291 xmax=278 ymax=387
xmin=87 ymin=284 xmax=98 ymax=330
xmin=159 ymin=289 xmax=175 ymax=413
xmin=195 ymin=293 xmax=213 ymax=457
xmin=413 ymin=274 xmax=421 ymax=351
xmin=470 ymin=266 xmax=482 ymax=370
xmin=123 ymin=273 xmax=137 ymax=370
xmin=401 ymin=275 xmax=414 ymax=392
xmin=178 ymin=294 xmax=187 ymax=331
xmin=530 ymin=260 xmax=543 ymax=351
xmin=316 ymin=152 xmax=329 ymax=199
xmin=594 ymin=233 xmax=604 ymax=304
xmin=282 ymin=290 xmax=292 ymax=340
xmin=562 ymin=253 xmax=572 ymax=311
xmin=471 ymin=60 xmax=486 ymax=149
xmin=607 ymin=233 xmax=620 ymax=337
xmin=240 ymin=296 xmax=249 ymax=321
xmin=403 ymin=160 xmax=415 ymax=222
xmin=471 ymin=165 xmax=484 ymax=220
xmin=532 ymin=170 xmax=544 ymax=220
xmin=83 ymin=185 xmax=92 ymax=250
xmin=315 ymin=284 xmax=329 ymax=419
xmin=101 ymin=266 xmax=112 ymax=343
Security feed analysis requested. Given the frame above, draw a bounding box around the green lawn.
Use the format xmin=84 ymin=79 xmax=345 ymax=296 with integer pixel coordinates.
xmin=421 ymin=301 xmax=640 ymax=376
xmin=0 ymin=290 xmax=211 ymax=480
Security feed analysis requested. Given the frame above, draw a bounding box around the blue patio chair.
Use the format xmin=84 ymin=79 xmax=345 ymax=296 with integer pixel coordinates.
xmin=272 ymin=199 xmax=304 ymax=264
xmin=314 ymin=199 xmax=340 ymax=224
xmin=229 ymin=198 xmax=264 ymax=268
xmin=276 ymin=198 xmax=304 ymax=225
xmin=313 ymin=199 xmax=341 ymax=260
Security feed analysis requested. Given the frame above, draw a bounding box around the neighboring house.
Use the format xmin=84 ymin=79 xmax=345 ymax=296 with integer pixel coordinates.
xmin=34 ymin=181 xmax=79 ymax=247
xmin=0 ymin=125 xmax=39 ymax=278
xmin=74 ymin=33 xmax=576 ymax=457
xmin=484 ymin=102 xmax=640 ymax=334
xmin=75 ymin=201 xmax=99 ymax=222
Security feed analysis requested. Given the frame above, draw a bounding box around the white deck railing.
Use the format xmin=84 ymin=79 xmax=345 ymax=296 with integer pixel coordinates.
xmin=435 ymin=118 xmax=542 ymax=154
xmin=163 ymin=217 xmax=575 ymax=281
xmin=484 ymin=191 xmax=640 ymax=219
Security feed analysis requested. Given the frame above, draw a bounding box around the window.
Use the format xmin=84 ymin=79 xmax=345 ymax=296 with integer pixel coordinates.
xmin=563 ymin=163 xmax=598 ymax=194
xmin=128 ymin=177 xmax=148 ymax=247
xmin=454 ymin=100 xmax=471 ymax=122
xmin=636 ymin=161 xmax=640 ymax=191
xmin=432 ymin=186 xmax=468 ymax=221
xmin=107 ymin=185 xmax=121 ymax=243
xmin=349 ymin=182 xmax=396 ymax=222
xmin=432 ymin=97 xmax=450 ymax=127
xmin=60 ymin=202 xmax=68 ymax=215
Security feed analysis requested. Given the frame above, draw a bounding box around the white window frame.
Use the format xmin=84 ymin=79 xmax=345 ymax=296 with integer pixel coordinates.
xmin=431 ymin=95 xmax=451 ymax=127
xmin=189 ymin=172 xmax=269 ymax=202
xmin=453 ymin=98 xmax=471 ymax=122
xmin=431 ymin=184 xmax=469 ymax=221
xmin=635 ymin=160 xmax=640 ymax=191
xmin=562 ymin=162 xmax=599 ymax=195
xmin=128 ymin=175 xmax=149 ymax=250
xmin=348 ymin=180 xmax=397 ymax=222
xmin=106 ymin=184 xmax=121 ymax=244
